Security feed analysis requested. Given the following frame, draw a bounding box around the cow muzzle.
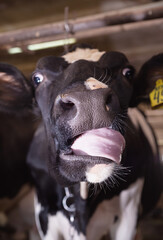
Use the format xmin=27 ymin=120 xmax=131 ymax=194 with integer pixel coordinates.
xmin=54 ymin=88 xmax=125 ymax=183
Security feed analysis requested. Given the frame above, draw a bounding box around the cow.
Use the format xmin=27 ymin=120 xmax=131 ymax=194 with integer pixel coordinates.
xmin=1 ymin=45 xmax=162 ymax=240
xmin=0 ymin=63 xmax=38 ymax=238
xmin=0 ymin=63 xmax=37 ymax=198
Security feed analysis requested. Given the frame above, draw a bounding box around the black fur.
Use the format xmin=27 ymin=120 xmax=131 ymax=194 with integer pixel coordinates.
xmin=0 ymin=63 xmax=37 ymax=198
xmin=1 ymin=47 xmax=162 ymax=239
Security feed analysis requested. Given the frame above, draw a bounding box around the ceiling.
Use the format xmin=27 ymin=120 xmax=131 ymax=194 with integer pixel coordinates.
xmin=0 ymin=0 xmax=162 ymax=74
xmin=0 ymin=0 xmax=163 ymax=155
xmin=0 ymin=0 xmax=155 ymax=31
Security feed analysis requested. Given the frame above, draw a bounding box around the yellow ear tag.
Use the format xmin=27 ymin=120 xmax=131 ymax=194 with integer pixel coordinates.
xmin=149 ymin=79 xmax=163 ymax=109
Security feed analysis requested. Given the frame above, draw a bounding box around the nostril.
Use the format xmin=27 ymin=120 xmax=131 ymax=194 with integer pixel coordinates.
xmin=60 ymin=98 xmax=75 ymax=110
xmin=54 ymin=94 xmax=78 ymax=120
xmin=105 ymin=94 xmax=112 ymax=112
xmin=57 ymin=94 xmax=76 ymax=111
xmin=106 ymin=94 xmax=112 ymax=106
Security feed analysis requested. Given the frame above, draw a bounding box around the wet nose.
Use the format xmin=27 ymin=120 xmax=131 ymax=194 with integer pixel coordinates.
xmin=54 ymin=88 xmax=115 ymax=130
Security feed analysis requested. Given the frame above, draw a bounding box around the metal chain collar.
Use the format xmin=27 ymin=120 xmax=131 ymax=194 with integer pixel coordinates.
xmin=62 ymin=187 xmax=76 ymax=240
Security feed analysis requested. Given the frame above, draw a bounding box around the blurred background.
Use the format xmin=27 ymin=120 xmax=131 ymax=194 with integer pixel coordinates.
xmin=0 ymin=0 xmax=162 ymax=239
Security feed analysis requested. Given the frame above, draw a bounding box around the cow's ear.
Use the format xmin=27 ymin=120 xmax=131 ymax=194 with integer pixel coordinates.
xmin=0 ymin=63 xmax=33 ymax=113
xmin=130 ymin=53 xmax=163 ymax=107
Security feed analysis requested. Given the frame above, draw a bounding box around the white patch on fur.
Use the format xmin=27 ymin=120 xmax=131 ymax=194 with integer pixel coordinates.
xmin=85 ymin=77 xmax=108 ymax=90
xmin=128 ymin=108 xmax=157 ymax=155
xmin=44 ymin=212 xmax=86 ymax=240
xmin=87 ymin=178 xmax=144 ymax=240
xmin=63 ymin=48 xmax=105 ymax=63
xmin=87 ymin=195 xmax=120 ymax=240
xmin=112 ymin=178 xmax=144 ymax=240
xmin=34 ymin=179 xmax=144 ymax=240
xmin=86 ymin=163 xmax=114 ymax=183
xmin=34 ymin=195 xmax=45 ymax=240
xmin=34 ymin=194 xmax=85 ymax=240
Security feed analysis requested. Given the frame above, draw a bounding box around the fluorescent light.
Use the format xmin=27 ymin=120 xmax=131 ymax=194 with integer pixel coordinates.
xmin=27 ymin=38 xmax=76 ymax=51
xmin=8 ymin=47 xmax=22 ymax=54
xmin=7 ymin=38 xmax=76 ymax=54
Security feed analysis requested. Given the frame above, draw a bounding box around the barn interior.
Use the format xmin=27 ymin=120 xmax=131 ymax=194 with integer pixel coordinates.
xmin=0 ymin=0 xmax=162 ymax=239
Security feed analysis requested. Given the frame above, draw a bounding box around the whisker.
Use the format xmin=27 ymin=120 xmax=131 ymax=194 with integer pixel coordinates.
xmin=101 ymin=68 xmax=108 ymax=83
xmin=105 ymin=75 xmax=111 ymax=85
xmin=104 ymin=68 xmax=112 ymax=85
xmin=113 ymin=165 xmax=131 ymax=182
xmin=88 ymin=183 xmax=99 ymax=198
xmin=117 ymin=113 xmax=128 ymax=119
xmin=93 ymin=67 xmax=96 ymax=79
xmin=98 ymin=71 xmax=105 ymax=81
xmin=100 ymin=182 xmax=107 ymax=194
xmin=87 ymin=164 xmax=132 ymax=196
xmin=112 ymin=111 xmax=134 ymax=134
xmin=103 ymin=180 xmax=113 ymax=191
xmin=104 ymin=69 xmax=112 ymax=85
xmin=101 ymin=164 xmax=131 ymax=192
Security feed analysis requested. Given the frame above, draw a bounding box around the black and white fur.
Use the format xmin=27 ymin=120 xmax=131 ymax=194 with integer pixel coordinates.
xmin=1 ymin=46 xmax=162 ymax=240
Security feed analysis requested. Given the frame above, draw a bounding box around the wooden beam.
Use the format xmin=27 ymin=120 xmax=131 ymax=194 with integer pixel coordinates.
xmin=0 ymin=1 xmax=163 ymax=50
xmin=73 ymin=18 xmax=163 ymax=40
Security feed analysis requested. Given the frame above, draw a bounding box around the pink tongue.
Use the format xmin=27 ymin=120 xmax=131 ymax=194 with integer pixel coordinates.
xmin=71 ymin=128 xmax=125 ymax=164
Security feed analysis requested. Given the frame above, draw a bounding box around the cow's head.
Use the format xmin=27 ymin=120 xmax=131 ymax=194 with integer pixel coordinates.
xmin=2 ymin=47 xmax=162 ymax=187
xmin=0 ymin=63 xmax=33 ymax=114
xmin=0 ymin=63 xmax=35 ymax=198
xmin=31 ymin=47 xmax=136 ymax=186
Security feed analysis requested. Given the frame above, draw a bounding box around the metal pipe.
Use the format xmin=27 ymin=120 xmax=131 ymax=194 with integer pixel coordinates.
xmin=0 ymin=2 xmax=163 ymax=49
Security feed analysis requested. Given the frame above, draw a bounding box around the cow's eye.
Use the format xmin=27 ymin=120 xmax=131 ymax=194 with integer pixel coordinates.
xmin=32 ymin=73 xmax=44 ymax=86
xmin=122 ymin=67 xmax=134 ymax=81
